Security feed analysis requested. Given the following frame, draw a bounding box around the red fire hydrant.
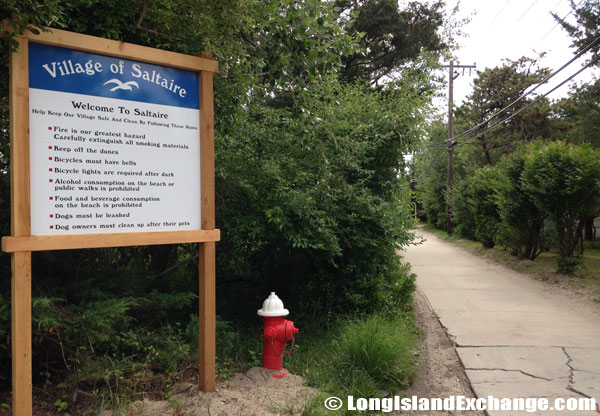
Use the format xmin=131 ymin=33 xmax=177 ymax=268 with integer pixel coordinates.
xmin=257 ymin=292 xmax=299 ymax=371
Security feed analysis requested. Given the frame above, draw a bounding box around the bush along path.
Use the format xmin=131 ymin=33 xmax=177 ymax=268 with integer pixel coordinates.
xmin=404 ymin=228 xmax=600 ymax=416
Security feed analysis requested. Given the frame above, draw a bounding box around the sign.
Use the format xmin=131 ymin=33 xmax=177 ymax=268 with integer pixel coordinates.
xmin=4 ymin=27 xmax=220 ymax=416
xmin=29 ymin=43 xmax=201 ymax=235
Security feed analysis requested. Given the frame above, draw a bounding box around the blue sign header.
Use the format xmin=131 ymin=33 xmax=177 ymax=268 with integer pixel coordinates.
xmin=29 ymin=42 xmax=199 ymax=109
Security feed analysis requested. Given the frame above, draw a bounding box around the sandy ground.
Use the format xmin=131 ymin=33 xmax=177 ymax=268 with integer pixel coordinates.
xmin=396 ymin=289 xmax=485 ymax=416
xmin=101 ymin=367 xmax=318 ymax=416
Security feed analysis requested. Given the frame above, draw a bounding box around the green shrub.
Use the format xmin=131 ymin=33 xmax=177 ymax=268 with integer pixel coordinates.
xmin=557 ymin=256 xmax=584 ymax=274
xmin=416 ymin=130 xmax=449 ymax=231
xmin=290 ymin=314 xmax=418 ymax=401
xmin=216 ymin=78 xmax=421 ymax=320
xmin=468 ymin=166 xmax=504 ymax=248
xmin=522 ymin=141 xmax=600 ymax=273
xmin=495 ymin=144 xmax=547 ymax=259
xmin=0 ymin=294 xmax=8 ymax=387
xmin=584 ymin=239 xmax=600 ymax=250
xmin=419 ymin=176 xmax=447 ymax=230
xmin=448 ymin=177 xmax=476 ymax=240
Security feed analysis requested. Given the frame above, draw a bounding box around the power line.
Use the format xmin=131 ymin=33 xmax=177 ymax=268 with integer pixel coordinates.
xmin=489 ymin=0 xmax=513 ymax=26
xmin=414 ymin=13 xmax=600 ymax=183
xmin=444 ymin=33 xmax=600 ymax=146
xmin=516 ymin=0 xmax=541 ymax=23
xmin=413 ymin=54 xmax=597 ymax=183
xmin=456 ymin=55 xmax=599 ymax=148
xmin=535 ymin=0 xmax=584 ymax=46
xmin=550 ymin=0 xmax=566 ymax=13
xmin=410 ymin=144 xmax=445 ymax=184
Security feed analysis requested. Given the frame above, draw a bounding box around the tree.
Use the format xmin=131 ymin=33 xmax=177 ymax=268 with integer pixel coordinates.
xmin=456 ymin=57 xmax=552 ymax=164
xmin=495 ymin=144 xmax=547 ymax=260
xmin=522 ymin=141 xmax=600 ymax=273
xmin=552 ymin=79 xmax=600 ymax=148
xmin=467 ymin=166 xmax=503 ymax=248
xmin=336 ymin=0 xmax=447 ymax=83
xmin=550 ymin=80 xmax=600 ymax=241
xmin=554 ymin=0 xmax=600 ymax=65
xmin=414 ymin=119 xmax=448 ymax=230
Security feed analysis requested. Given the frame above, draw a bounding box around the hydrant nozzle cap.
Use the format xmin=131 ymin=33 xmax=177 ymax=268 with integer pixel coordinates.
xmin=257 ymin=292 xmax=289 ymax=317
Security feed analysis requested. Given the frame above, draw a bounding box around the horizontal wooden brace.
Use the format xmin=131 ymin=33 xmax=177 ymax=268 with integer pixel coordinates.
xmin=9 ymin=25 xmax=218 ymax=73
xmin=2 ymin=229 xmax=220 ymax=252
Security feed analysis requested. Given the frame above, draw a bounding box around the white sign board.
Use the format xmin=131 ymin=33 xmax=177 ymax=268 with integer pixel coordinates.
xmin=28 ymin=43 xmax=201 ymax=235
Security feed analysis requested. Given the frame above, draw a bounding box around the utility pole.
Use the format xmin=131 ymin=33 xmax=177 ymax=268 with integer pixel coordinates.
xmin=444 ymin=61 xmax=476 ymax=234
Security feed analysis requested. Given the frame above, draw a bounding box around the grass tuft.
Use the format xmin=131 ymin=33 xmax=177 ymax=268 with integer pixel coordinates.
xmin=332 ymin=314 xmax=417 ymax=396
xmin=287 ymin=313 xmax=418 ymax=414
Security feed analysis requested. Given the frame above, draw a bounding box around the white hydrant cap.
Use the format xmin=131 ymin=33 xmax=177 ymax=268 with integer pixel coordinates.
xmin=257 ymin=292 xmax=289 ymax=317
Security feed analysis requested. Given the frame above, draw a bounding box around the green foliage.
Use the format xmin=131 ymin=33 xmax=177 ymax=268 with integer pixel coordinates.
xmin=216 ymin=76 xmax=423 ymax=318
xmin=0 ymin=0 xmax=446 ymax=408
xmin=0 ymin=0 xmax=427 ymax=321
xmin=332 ymin=315 xmax=417 ymax=393
xmin=418 ymin=170 xmax=447 ymax=230
xmin=467 ymin=166 xmax=503 ymax=248
xmin=338 ymin=0 xmax=447 ymax=82
xmin=415 ymin=120 xmax=448 ymax=230
xmin=554 ymin=0 xmax=600 ymax=64
xmin=557 ymin=256 xmax=584 ymax=274
xmin=553 ymin=80 xmax=600 ymax=148
xmin=423 ymin=138 xmax=600 ymax=274
xmin=494 ymin=144 xmax=547 ymax=259
xmin=54 ymin=397 xmax=69 ymax=412
xmin=0 ymin=0 xmax=65 ymax=50
xmin=456 ymin=56 xmax=552 ymax=164
xmin=448 ymin=177 xmax=476 ymax=240
xmin=445 ymin=165 xmax=503 ymax=246
xmin=289 ymin=313 xmax=418 ymax=405
xmin=0 ymin=294 xmax=8 ymax=388
xmin=522 ymin=141 xmax=600 ymax=272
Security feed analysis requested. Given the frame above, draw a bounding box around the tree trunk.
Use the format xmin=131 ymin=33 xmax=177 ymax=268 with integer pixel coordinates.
xmin=584 ymin=216 xmax=595 ymax=241
xmin=576 ymin=218 xmax=585 ymax=256
xmin=480 ymin=141 xmax=492 ymax=165
xmin=557 ymin=222 xmax=568 ymax=273
xmin=523 ymin=241 xmax=532 ymax=260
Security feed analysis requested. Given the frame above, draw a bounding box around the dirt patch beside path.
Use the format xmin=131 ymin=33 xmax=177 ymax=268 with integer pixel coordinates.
xmin=396 ymin=289 xmax=485 ymax=416
xmin=102 ymin=367 xmax=317 ymax=416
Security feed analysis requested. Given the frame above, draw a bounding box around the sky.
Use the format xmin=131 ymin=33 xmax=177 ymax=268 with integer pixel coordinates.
xmin=436 ymin=0 xmax=599 ymax=106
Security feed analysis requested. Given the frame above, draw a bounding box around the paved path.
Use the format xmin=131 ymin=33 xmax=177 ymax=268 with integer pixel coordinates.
xmin=403 ymin=229 xmax=600 ymax=416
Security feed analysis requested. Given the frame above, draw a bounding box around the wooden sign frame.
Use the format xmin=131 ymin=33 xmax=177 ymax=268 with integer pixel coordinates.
xmin=3 ymin=27 xmax=220 ymax=415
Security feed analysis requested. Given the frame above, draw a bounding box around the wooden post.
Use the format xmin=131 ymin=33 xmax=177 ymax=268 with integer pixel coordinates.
xmin=447 ymin=60 xmax=455 ymax=235
xmin=10 ymin=37 xmax=33 ymax=416
xmin=11 ymin=253 xmax=32 ymax=416
xmin=443 ymin=61 xmax=475 ymax=235
xmin=199 ymin=70 xmax=216 ymax=392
